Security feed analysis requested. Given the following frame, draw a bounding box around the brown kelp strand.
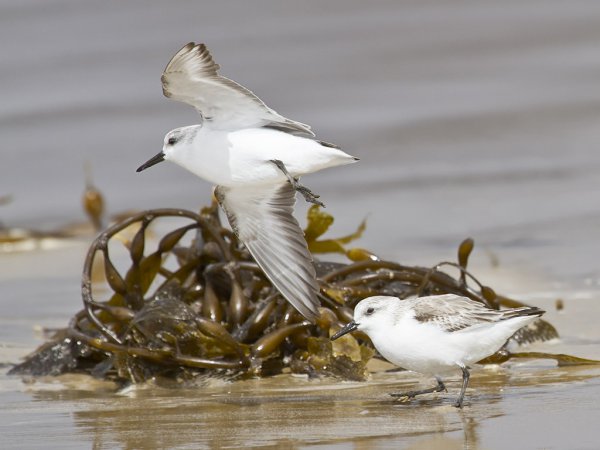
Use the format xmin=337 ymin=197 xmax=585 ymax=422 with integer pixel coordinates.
xmin=11 ymin=205 xmax=597 ymax=384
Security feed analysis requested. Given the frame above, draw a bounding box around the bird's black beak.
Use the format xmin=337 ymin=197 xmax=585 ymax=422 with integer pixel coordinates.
xmin=136 ymin=152 xmax=165 ymax=172
xmin=330 ymin=321 xmax=359 ymax=340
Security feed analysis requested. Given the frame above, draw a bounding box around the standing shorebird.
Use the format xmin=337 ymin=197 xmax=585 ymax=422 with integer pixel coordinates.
xmin=331 ymin=294 xmax=544 ymax=407
xmin=137 ymin=43 xmax=358 ymax=321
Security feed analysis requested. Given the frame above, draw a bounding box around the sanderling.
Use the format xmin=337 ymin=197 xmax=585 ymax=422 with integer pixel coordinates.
xmin=137 ymin=43 xmax=357 ymax=321
xmin=331 ymin=294 xmax=544 ymax=407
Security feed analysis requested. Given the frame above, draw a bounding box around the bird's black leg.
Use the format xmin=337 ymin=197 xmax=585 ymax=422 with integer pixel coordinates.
xmin=269 ymin=159 xmax=325 ymax=207
xmin=454 ymin=365 xmax=470 ymax=408
xmin=390 ymin=377 xmax=447 ymax=401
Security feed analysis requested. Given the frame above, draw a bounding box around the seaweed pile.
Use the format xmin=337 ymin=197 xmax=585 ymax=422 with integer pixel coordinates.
xmin=10 ymin=203 xmax=596 ymax=385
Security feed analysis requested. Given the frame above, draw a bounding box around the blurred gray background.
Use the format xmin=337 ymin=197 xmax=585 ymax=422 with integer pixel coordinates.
xmin=2 ymin=0 xmax=600 ymax=286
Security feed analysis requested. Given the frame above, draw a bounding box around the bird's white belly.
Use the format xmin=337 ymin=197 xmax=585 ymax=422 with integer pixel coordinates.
xmin=171 ymin=127 xmax=355 ymax=187
xmin=169 ymin=130 xmax=268 ymax=186
xmin=226 ymin=128 xmax=354 ymax=185
xmin=371 ymin=318 xmax=524 ymax=376
xmin=171 ymin=143 xmax=235 ymax=186
xmin=370 ymin=321 xmax=465 ymax=376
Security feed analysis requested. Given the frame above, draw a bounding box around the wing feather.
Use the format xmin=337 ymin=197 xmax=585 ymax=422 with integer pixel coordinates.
xmin=411 ymin=294 xmax=543 ymax=332
xmin=215 ymin=183 xmax=319 ymax=321
xmin=162 ymin=42 xmax=314 ymax=135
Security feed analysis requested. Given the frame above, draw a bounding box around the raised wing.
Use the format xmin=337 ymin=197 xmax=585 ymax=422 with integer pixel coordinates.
xmin=214 ymin=183 xmax=320 ymax=321
xmin=162 ymin=42 xmax=314 ymax=135
xmin=411 ymin=294 xmax=542 ymax=333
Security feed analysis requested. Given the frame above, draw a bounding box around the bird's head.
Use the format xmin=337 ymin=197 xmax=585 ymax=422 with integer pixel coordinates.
xmin=330 ymin=296 xmax=400 ymax=340
xmin=136 ymin=126 xmax=199 ymax=173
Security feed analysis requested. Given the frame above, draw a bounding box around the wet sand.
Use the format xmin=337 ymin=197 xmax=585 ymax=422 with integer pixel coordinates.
xmin=2 ymin=0 xmax=600 ymax=448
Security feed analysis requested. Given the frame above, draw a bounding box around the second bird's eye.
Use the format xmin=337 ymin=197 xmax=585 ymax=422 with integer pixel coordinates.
xmin=366 ymin=307 xmax=375 ymax=315
xmin=168 ymin=137 xmax=177 ymax=145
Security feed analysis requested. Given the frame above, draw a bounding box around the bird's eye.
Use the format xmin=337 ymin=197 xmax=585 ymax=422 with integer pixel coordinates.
xmin=365 ymin=307 xmax=375 ymax=315
xmin=167 ymin=137 xmax=177 ymax=145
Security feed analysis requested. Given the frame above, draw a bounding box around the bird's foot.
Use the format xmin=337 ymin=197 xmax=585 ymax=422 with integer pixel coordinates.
xmin=269 ymin=159 xmax=325 ymax=207
xmin=294 ymin=182 xmax=325 ymax=207
xmin=389 ymin=391 xmax=419 ymax=401
xmin=389 ymin=379 xmax=447 ymax=403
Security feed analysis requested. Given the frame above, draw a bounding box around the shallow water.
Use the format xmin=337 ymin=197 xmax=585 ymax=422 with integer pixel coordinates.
xmin=2 ymin=0 xmax=600 ymax=448
xmin=2 ymin=346 xmax=600 ymax=449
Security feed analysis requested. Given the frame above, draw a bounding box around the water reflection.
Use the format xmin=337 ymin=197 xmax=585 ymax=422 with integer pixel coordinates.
xmin=20 ymin=364 xmax=599 ymax=449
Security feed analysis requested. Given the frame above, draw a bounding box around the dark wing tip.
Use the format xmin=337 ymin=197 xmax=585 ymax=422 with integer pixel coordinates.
xmin=293 ymin=298 xmax=320 ymax=322
xmin=162 ymin=41 xmax=221 ymax=101
xmin=502 ymin=306 xmax=546 ymax=321
xmin=529 ymin=307 xmax=546 ymax=317
xmin=316 ymin=140 xmax=340 ymax=149
xmin=160 ymin=74 xmax=171 ymax=97
xmin=192 ymin=42 xmax=220 ymax=72
xmin=519 ymin=306 xmax=545 ymax=317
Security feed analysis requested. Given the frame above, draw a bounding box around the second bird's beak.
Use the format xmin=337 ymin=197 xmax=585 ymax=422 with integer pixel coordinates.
xmin=330 ymin=321 xmax=359 ymax=340
xmin=136 ymin=152 xmax=165 ymax=172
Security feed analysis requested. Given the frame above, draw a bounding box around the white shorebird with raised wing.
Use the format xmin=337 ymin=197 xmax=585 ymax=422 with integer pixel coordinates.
xmin=137 ymin=42 xmax=358 ymax=321
xmin=331 ymin=294 xmax=544 ymax=407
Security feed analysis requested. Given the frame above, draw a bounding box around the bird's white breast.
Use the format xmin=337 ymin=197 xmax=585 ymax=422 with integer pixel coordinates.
xmin=168 ymin=126 xmax=355 ymax=187
xmin=369 ymin=316 xmax=464 ymax=375
xmin=165 ymin=128 xmax=234 ymax=186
